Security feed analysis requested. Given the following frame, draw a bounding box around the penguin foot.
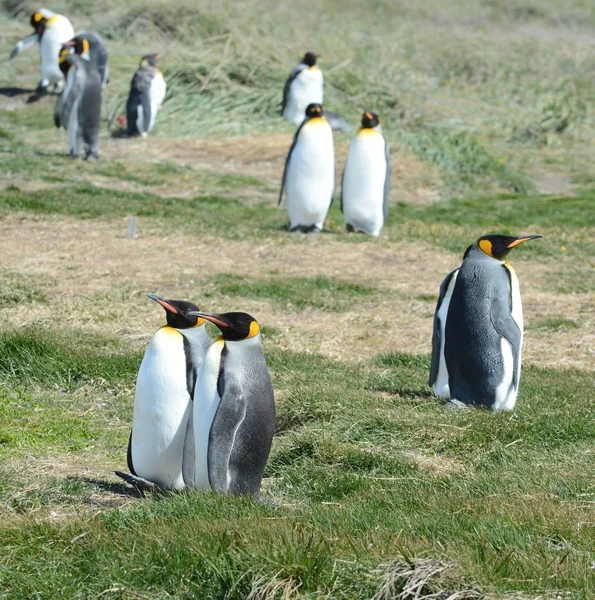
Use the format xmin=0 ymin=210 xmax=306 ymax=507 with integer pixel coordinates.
xmin=346 ymin=224 xmax=355 ymax=233
xmin=114 ymin=471 xmax=156 ymax=490
xmin=290 ymin=225 xmax=304 ymax=234
xmin=445 ymin=399 xmax=468 ymax=410
xmin=306 ymin=225 xmax=322 ymax=234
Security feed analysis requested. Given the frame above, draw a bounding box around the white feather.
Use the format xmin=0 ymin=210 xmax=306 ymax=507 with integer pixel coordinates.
xmin=342 ymin=127 xmax=388 ymax=236
xmin=283 ymin=67 xmax=323 ymax=125
xmin=39 ymin=15 xmax=74 ymax=90
xmin=148 ymin=71 xmax=167 ymax=133
xmin=285 ymin=119 xmax=335 ymax=230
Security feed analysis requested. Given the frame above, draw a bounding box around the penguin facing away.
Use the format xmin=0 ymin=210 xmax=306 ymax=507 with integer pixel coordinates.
xmin=126 ymin=53 xmax=167 ymax=137
xmin=62 ymin=32 xmax=109 ymax=86
xmin=279 ymin=103 xmax=335 ymax=233
xmin=281 ymin=51 xmax=323 ymax=126
xmin=9 ymin=9 xmax=74 ymax=93
xmin=55 ymin=51 xmax=102 ymax=159
xmin=429 ymin=234 xmax=542 ymax=411
xmin=341 ymin=111 xmax=390 ymax=237
xmin=185 ymin=311 xmax=276 ymax=496
xmin=116 ymin=294 xmax=210 ymax=491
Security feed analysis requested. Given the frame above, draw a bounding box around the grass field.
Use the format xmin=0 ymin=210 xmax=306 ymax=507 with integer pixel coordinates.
xmin=0 ymin=1 xmax=594 ymax=598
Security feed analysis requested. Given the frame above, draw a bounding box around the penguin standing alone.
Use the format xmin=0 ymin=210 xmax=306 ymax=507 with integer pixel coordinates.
xmin=185 ymin=311 xmax=276 ymax=496
xmin=281 ymin=52 xmax=323 ymax=126
xmin=116 ymin=295 xmax=210 ymax=490
xmin=279 ymin=103 xmax=335 ymax=233
xmin=341 ymin=111 xmax=390 ymax=237
xmin=429 ymin=234 xmax=542 ymax=411
xmin=55 ymin=50 xmax=102 ymax=159
xmin=9 ymin=9 xmax=74 ymax=93
xmin=126 ymin=53 xmax=167 ymax=137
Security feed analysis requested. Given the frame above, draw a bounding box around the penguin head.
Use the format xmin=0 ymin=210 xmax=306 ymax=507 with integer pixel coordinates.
xmin=147 ymin=293 xmax=205 ymax=329
xmin=140 ymin=53 xmax=162 ymax=68
xmin=186 ymin=311 xmax=260 ymax=342
xmin=30 ymin=11 xmax=48 ymax=35
xmin=305 ymin=103 xmax=324 ymax=119
xmin=302 ymin=52 xmax=318 ymax=67
xmin=58 ymin=45 xmax=73 ymax=76
xmin=361 ymin=111 xmax=380 ymax=128
xmin=474 ymin=234 xmax=543 ymax=260
xmin=65 ymin=36 xmax=91 ymax=59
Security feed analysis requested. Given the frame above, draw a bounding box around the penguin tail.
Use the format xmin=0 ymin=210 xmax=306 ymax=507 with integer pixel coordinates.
xmin=114 ymin=470 xmax=156 ymax=490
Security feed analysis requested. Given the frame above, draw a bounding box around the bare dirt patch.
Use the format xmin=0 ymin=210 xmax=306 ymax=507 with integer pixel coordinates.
xmin=0 ymin=214 xmax=592 ymax=370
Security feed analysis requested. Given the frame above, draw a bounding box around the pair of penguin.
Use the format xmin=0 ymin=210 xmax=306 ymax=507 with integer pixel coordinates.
xmin=281 ymin=52 xmax=351 ymax=132
xmin=116 ymin=295 xmax=275 ymax=495
xmin=430 ymin=233 xmax=542 ymax=411
xmin=279 ymin=105 xmax=390 ymax=235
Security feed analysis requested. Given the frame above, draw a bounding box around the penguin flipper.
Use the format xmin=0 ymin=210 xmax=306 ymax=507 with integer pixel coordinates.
xmin=181 ymin=408 xmax=196 ymax=488
xmin=281 ymin=64 xmax=305 ymax=115
xmin=10 ymin=33 xmax=38 ymax=60
xmin=429 ymin=269 xmax=458 ymax=387
xmin=208 ymin=379 xmax=248 ymax=494
xmin=54 ymin=93 xmax=64 ymax=128
xmin=490 ymin=268 xmax=522 ymax=390
xmin=126 ymin=430 xmax=136 ymax=475
xmin=279 ymin=120 xmax=307 ymax=205
xmin=383 ymin=139 xmax=391 ymax=221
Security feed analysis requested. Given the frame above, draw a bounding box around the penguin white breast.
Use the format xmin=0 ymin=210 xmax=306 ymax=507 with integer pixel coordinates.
xmin=285 ymin=68 xmax=323 ymax=124
xmin=132 ymin=326 xmax=190 ymax=489
xmin=342 ymin=129 xmax=387 ymax=236
xmin=148 ymin=72 xmax=167 ymax=133
xmin=193 ymin=338 xmax=226 ymax=490
xmin=286 ymin=119 xmax=335 ymax=229
xmin=39 ymin=16 xmax=74 ymax=83
xmin=434 ymin=270 xmax=459 ymax=399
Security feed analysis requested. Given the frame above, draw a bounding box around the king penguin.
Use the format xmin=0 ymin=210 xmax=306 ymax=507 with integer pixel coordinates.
xmin=116 ymin=294 xmax=210 ymax=491
xmin=9 ymin=9 xmax=74 ymax=93
xmin=55 ymin=50 xmax=102 ymax=159
xmin=185 ymin=310 xmax=276 ymax=496
xmin=281 ymin=51 xmax=323 ymax=126
xmin=126 ymin=53 xmax=167 ymax=137
xmin=341 ymin=111 xmax=390 ymax=237
xmin=429 ymin=234 xmax=542 ymax=411
xmin=279 ymin=103 xmax=335 ymax=233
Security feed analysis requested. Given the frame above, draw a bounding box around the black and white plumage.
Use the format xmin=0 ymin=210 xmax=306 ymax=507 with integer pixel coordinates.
xmin=279 ymin=103 xmax=335 ymax=233
xmin=9 ymin=9 xmax=74 ymax=93
xmin=126 ymin=53 xmax=166 ymax=137
xmin=117 ymin=295 xmax=209 ymax=491
xmin=341 ymin=111 xmax=390 ymax=236
xmin=63 ymin=32 xmax=109 ymax=86
xmin=281 ymin=52 xmax=323 ymax=125
xmin=187 ymin=311 xmax=276 ymax=496
xmin=429 ymin=234 xmax=542 ymax=411
xmin=55 ymin=52 xmax=102 ymax=159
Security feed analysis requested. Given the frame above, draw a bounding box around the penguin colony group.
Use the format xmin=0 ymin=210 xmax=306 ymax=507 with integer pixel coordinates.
xmin=10 ymin=12 xmax=544 ymax=498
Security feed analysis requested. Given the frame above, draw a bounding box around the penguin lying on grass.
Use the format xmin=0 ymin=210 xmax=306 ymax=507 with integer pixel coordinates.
xmin=9 ymin=9 xmax=74 ymax=93
xmin=55 ymin=49 xmax=102 ymax=159
xmin=430 ymin=234 xmax=543 ymax=411
xmin=341 ymin=111 xmax=390 ymax=237
xmin=115 ymin=295 xmax=209 ymax=491
xmin=279 ymin=103 xmax=335 ymax=233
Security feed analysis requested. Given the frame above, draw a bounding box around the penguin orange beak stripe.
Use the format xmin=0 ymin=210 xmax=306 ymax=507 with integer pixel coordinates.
xmin=186 ymin=311 xmax=229 ymax=328
xmin=146 ymin=293 xmax=179 ymax=314
xmin=64 ymin=40 xmax=76 ymax=46
xmin=507 ymin=234 xmax=543 ymax=248
xmin=365 ymin=112 xmax=373 ymax=120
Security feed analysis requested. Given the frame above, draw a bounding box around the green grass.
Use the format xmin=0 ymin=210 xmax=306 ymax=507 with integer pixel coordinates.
xmin=206 ymin=274 xmax=377 ymax=311
xmin=0 ymin=327 xmax=593 ymax=598
xmin=0 ymin=272 xmax=48 ymax=305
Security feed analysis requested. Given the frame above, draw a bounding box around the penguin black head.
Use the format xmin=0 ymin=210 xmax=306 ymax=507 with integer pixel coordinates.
xmin=58 ymin=45 xmax=73 ymax=76
xmin=305 ymin=103 xmax=324 ymax=119
xmin=186 ymin=311 xmax=260 ymax=342
xmin=147 ymin=294 xmax=205 ymax=329
xmin=30 ymin=11 xmax=48 ymax=35
xmin=140 ymin=53 xmax=162 ymax=68
xmin=64 ymin=36 xmax=91 ymax=58
xmin=475 ymin=234 xmax=543 ymax=260
xmin=302 ymin=52 xmax=318 ymax=67
xmin=361 ymin=111 xmax=380 ymax=128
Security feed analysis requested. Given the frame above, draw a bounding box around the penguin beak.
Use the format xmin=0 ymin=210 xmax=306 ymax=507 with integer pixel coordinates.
xmin=507 ymin=234 xmax=543 ymax=248
xmin=186 ymin=311 xmax=229 ymax=329
xmin=146 ymin=293 xmax=179 ymax=314
xmin=64 ymin=40 xmax=75 ymax=46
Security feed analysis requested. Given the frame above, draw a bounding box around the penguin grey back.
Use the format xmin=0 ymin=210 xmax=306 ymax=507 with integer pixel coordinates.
xmin=209 ymin=340 xmax=275 ymax=495
xmin=126 ymin=63 xmax=157 ymax=135
xmin=444 ymin=245 xmax=521 ymax=408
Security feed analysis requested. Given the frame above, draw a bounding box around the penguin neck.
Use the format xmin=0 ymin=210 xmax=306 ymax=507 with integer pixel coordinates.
xmin=223 ymin=332 xmax=262 ymax=349
xmin=468 ymin=244 xmax=505 ymax=265
xmin=178 ymin=323 xmax=206 ymax=340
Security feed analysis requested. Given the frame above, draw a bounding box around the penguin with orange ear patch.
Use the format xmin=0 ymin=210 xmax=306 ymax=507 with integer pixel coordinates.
xmin=186 ymin=311 xmax=276 ymax=496
xmin=116 ymin=294 xmax=209 ymax=490
xmin=430 ymin=234 xmax=542 ymax=411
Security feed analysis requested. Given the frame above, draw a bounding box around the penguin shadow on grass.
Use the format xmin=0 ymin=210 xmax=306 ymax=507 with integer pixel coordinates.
xmin=0 ymin=86 xmax=48 ymax=104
